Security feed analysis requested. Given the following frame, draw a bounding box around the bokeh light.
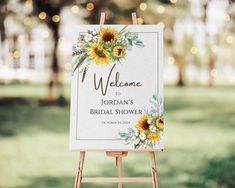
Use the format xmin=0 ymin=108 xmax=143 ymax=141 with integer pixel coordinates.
xmin=71 ymin=5 xmax=79 ymax=14
xmin=139 ymin=3 xmax=147 ymax=11
xmin=38 ymin=12 xmax=47 ymax=20
xmin=52 ymin=15 xmax=60 ymax=22
xmin=86 ymin=3 xmax=94 ymax=11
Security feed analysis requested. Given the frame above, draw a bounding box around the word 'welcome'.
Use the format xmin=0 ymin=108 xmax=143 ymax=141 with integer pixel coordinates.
xmin=94 ymin=64 xmax=142 ymax=96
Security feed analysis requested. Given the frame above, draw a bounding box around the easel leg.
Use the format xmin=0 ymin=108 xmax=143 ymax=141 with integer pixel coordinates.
xmin=149 ymin=152 xmax=159 ymax=188
xmin=117 ymin=157 xmax=122 ymax=188
xmin=74 ymin=151 xmax=85 ymax=188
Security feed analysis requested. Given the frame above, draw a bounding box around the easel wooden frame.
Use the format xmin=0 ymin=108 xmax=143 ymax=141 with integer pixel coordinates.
xmin=74 ymin=12 xmax=160 ymax=188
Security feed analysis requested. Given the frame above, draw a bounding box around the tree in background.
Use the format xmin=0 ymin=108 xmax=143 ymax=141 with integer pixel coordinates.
xmin=0 ymin=0 xmax=7 ymax=65
xmin=137 ymin=0 xmax=189 ymax=86
xmin=31 ymin=0 xmax=73 ymax=102
xmin=1 ymin=0 xmax=235 ymax=90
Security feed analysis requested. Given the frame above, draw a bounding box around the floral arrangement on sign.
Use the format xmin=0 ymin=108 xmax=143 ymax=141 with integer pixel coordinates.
xmin=118 ymin=94 xmax=164 ymax=149
xmin=72 ymin=26 xmax=144 ymax=82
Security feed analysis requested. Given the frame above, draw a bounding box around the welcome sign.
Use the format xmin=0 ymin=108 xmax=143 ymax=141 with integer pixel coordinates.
xmin=70 ymin=25 xmax=164 ymax=151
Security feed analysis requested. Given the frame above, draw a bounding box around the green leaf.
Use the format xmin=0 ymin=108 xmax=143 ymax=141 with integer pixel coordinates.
xmin=72 ymin=45 xmax=77 ymax=51
xmin=128 ymin=128 xmax=134 ymax=133
xmin=80 ymin=34 xmax=85 ymax=39
xmin=128 ymin=39 xmax=133 ymax=46
xmin=132 ymin=33 xmax=138 ymax=40
xmin=134 ymin=40 xmax=144 ymax=48
xmin=103 ymin=43 xmax=111 ymax=49
xmin=153 ymin=94 xmax=157 ymax=100
xmin=72 ymin=54 xmax=87 ymax=73
xmin=118 ymin=132 xmax=127 ymax=137
xmin=125 ymin=44 xmax=132 ymax=50
xmin=134 ymin=144 xmax=140 ymax=149
xmin=124 ymin=32 xmax=130 ymax=38
xmin=83 ymin=44 xmax=89 ymax=48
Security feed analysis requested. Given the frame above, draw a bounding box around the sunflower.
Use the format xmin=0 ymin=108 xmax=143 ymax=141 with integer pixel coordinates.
xmin=112 ymin=45 xmax=126 ymax=59
xmin=86 ymin=42 xmax=110 ymax=65
xmin=147 ymin=132 xmax=161 ymax=142
xmin=156 ymin=116 xmax=164 ymax=129
xmin=99 ymin=27 xmax=119 ymax=44
xmin=135 ymin=115 xmax=151 ymax=133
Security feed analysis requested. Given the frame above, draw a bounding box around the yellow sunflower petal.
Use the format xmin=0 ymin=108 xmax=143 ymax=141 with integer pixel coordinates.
xmin=135 ymin=115 xmax=151 ymax=133
xmin=147 ymin=132 xmax=161 ymax=141
xmin=99 ymin=27 xmax=119 ymax=44
xmin=86 ymin=42 xmax=110 ymax=65
xmin=156 ymin=117 xmax=164 ymax=129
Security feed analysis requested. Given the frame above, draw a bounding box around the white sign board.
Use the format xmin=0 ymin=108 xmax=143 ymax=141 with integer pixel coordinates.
xmin=70 ymin=25 xmax=164 ymax=151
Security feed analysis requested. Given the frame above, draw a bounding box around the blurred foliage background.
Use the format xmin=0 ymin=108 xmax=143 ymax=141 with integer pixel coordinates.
xmin=0 ymin=0 xmax=235 ymax=188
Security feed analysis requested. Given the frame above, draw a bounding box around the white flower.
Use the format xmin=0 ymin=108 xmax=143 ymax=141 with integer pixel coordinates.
xmin=134 ymin=138 xmax=140 ymax=145
xmin=139 ymin=133 xmax=146 ymax=141
xmin=84 ymin=34 xmax=93 ymax=42
xmin=149 ymin=125 xmax=157 ymax=132
xmin=77 ymin=42 xmax=82 ymax=47
xmin=131 ymin=135 xmax=136 ymax=141
xmin=145 ymin=139 xmax=151 ymax=145
xmin=92 ymin=29 xmax=98 ymax=35
xmin=92 ymin=36 xmax=99 ymax=41
xmin=142 ymin=144 xmax=148 ymax=149
xmin=134 ymin=129 xmax=139 ymax=137
xmin=147 ymin=120 xmax=152 ymax=124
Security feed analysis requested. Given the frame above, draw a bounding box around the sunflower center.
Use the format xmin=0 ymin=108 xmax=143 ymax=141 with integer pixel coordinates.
xmin=159 ymin=119 xmax=164 ymax=124
xmin=142 ymin=120 xmax=150 ymax=130
xmin=103 ymin=33 xmax=114 ymax=42
xmin=94 ymin=47 xmax=106 ymax=57
xmin=117 ymin=48 xmax=122 ymax=56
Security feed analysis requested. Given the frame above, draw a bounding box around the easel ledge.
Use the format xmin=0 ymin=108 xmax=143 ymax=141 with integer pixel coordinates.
xmin=74 ymin=12 xmax=160 ymax=188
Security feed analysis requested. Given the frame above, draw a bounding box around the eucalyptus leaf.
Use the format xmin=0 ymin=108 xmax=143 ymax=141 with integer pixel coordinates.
xmin=128 ymin=39 xmax=133 ymax=46
xmin=134 ymin=40 xmax=144 ymax=48
xmin=153 ymin=94 xmax=157 ymax=100
xmin=132 ymin=33 xmax=138 ymax=40
xmin=80 ymin=34 xmax=85 ymax=39
xmin=72 ymin=45 xmax=77 ymax=51
xmin=124 ymin=32 xmax=130 ymax=38
xmin=125 ymin=44 xmax=132 ymax=50
xmin=134 ymin=144 xmax=140 ymax=149
xmin=118 ymin=132 xmax=127 ymax=137
xmin=128 ymin=128 xmax=134 ymax=133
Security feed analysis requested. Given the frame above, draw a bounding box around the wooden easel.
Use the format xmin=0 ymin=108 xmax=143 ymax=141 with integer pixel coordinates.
xmin=74 ymin=12 xmax=159 ymax=188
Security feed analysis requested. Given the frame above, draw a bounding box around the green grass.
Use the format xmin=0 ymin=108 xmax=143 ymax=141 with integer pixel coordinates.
xmin=0 ymin=84 xmax=235 ymax=188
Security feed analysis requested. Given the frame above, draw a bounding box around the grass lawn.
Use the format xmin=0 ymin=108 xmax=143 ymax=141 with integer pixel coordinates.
xmin=0 ymin=84 xmax=235 ymax=188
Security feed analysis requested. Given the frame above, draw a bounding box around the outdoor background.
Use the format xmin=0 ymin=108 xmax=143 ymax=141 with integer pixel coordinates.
xmin=0 ymin=0 xmax=235 ymax=188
